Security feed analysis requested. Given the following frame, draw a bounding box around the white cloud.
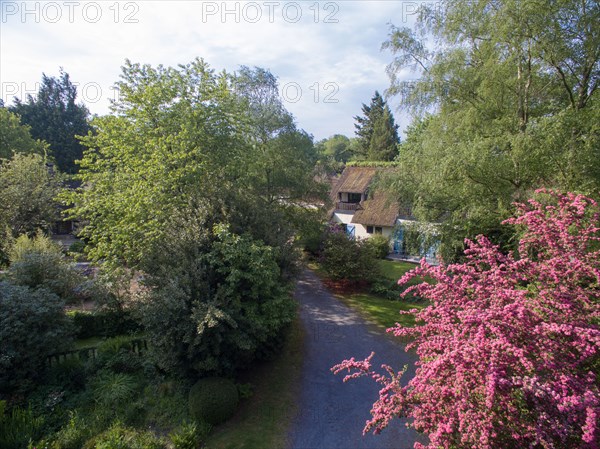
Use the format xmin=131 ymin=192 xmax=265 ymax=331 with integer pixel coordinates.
xmin=0 ymin=0 xmax=422 ymax=139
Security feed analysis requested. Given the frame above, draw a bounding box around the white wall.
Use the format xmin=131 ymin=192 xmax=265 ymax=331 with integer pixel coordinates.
xmin=332 ymin=212 xmax=393 ymax=240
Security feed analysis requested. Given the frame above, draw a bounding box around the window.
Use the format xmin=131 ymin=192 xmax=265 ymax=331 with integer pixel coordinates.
xmin=347 ymin=193 xmax=362 ymax=203
xmin=375 ymin=227 xmax=383 ymax=235
xmin=366 ymin=225 xmax=374 ymax=234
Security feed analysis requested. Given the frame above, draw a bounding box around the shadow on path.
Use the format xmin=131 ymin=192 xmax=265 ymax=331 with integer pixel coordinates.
xmin=286 ymin=269 xmax=424 ymax=449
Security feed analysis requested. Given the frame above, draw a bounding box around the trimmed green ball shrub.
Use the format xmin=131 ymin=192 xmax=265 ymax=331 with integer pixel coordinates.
xmin=188 ymin=378 xmax=239 ymax=425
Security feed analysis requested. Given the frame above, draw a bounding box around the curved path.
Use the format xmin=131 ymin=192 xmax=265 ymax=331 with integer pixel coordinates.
xmin=287 ymin=269 xmax=424 ymax=449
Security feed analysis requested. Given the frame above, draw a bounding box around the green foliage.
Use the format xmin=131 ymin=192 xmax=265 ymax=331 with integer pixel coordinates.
xmin=91 ymin=372 xmax=138 ymax=410
xmin=320 ymin=232 xmax=380 ymax=282
xmin=68 ymin=310 xmax=139 ymax=339
xmin=65 ymin=59 xmax=323 ymax=271
xmin=82 ymin=422 xmax=166 ymax=449
xmin=346 ymin=160 xmax=400 ymax=167
xmin=47 ymin=411 xmax=91 ymax=449
xmin=0 ymin=282 xmax=73 ymax=393
xmin=364 ymin=235 xmax=390 ymax=259
xmin=9 ymin=69 xmax=90 ymax=174
xmin=316 ymin=134 xmax=355 ymax=163
xmin=8 ymin=233 xmax=85 ymax=303
xmin=0 ymin=153 xmax=61 ymax=262
xmin=139 ymin=225 xmax=296 ymax=377
xmin=68 ymin=240 xmax=86 ymax=254
xmin=169 ymin=421 xmax=212 ymax=449
xmin=140 ymin=383 xmax=190 ymax=430
xmin=188 ymin=377 xmax=239 ymax=425
xmin=0 ymin=402 xmax=45 ymax=449
xmin=0 ymin=108 xmax=48 ymax=159
xmin=94 ymin=336 xmax=144 ymax=374
xmin=353 ymin=91 xmax=400 ymax=161
xmin=381 ymin=0 xmax=600 ymax=259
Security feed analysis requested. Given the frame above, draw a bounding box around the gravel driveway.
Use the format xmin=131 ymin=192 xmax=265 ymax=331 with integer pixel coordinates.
xmin=287 ymin=269 xmax=424 ymax=449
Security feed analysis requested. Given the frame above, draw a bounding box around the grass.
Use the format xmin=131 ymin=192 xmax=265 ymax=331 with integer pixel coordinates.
xmin=378 ymin=259 xmax=418 ymax=281
xmin=204 ymin=314 xmax=304 ymax=449
xmin=335 ymin=293 xmax=425 ymax=329
xmin=73 ymin=336 xmax=104 ymax=349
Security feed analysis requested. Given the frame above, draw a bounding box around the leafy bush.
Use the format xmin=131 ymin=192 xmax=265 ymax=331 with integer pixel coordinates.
xmin=68 ymin=240 xmax=86 ymax=254
xmin=69 ymin=310 xmax=139 ymax=339
xmin=95 ymin=336 xmax=143 ymax=373
xmin=91 ymin=372 xmax=138 ymax=409
xmin=364 ymin=235 xmax=390 ymax=259
xmin=298 ymin=220 xmax=327 ymax=256
xmin=47 ymin=411 xmax=91 ymax=449
xmin=44 ymin=357 xmax=87 ymax=391
xmin=188 ymin=377 xmax=239 ymax=425
xmin=0 ymin=282 xmax=73 ymax=393
xmin=8 ymin=233 xmax=85 ymax=303
xmin=320 ymin=231 xmax=380 ymax=282
xmin=0 ymin=401 xmax=44 ymax=449
xmin=169 ymin=421 xmax=211 ymax=449
xmin=369 ymin=278 xmax=402 ymax=300
xmin=141 ymin=383 xmax=189 ymax=430
xmin=139 ymin=226 xmax=296 ymax=377
xmin=82 ymin=422 xmax=166 ymax=449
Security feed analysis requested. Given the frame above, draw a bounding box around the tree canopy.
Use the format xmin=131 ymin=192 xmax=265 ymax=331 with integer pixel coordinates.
xmin=64 ymin=59 xmax=325 ymax=377
xmin=380 ymin=0 xmax=600 ymax=259
xmin=10 ymin=69 xmax=90 ymax=174
xmin=0 ymin=108 xmax=48 ymax=160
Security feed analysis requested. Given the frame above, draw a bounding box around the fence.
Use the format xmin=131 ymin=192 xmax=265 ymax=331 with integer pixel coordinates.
xmin=47 ymin=338 xmax=148 ymax=367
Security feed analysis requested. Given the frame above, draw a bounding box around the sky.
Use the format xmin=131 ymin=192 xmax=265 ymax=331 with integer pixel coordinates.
xmin=0 ymin=0 xmax=421 ymax=140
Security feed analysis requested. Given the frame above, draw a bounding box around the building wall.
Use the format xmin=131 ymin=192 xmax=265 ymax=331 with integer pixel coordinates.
xmin=332 ymin=211 xmax=393 ymax=240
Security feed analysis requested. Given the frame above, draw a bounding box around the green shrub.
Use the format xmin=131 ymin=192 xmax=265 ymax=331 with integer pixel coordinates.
xmin=169 ymin=421 xmax=211 ymax=449
xmin=139 ymin=227 xmax=296 ymax=378
xmin=140 ymin=383 xmax=189 ymax=429
xmin=92 ymin=372 xmax=138 ymax=409
xmin=69 ymin=310 xmax=140 ymax=339
xmin=48 ymin=411 xmax=91 ymax=449
xmin=365 ymin=235 xmax=390 ymax=259
xmin=82 ymin=422 xmax=166 ymax=449
xmin=96 ymin=336 xmax=143 ymax=373
xmin=320 ymin=231 xmax=380 ymax=283
xmin=8 ymin=233 xmax=85 ymax=303
xmin=0 ymin=282 xmax=73 ymax=393
xmin=370 ymin=278 xmax=403 ymax=300
xmin=68 ymin=240 xmax=86 ymax=254
xmin=44 ymin=357 xmax=87 ymax=391
xmin=188 ymin=377 xmax=239 ymax=425
xmin=0 ymin=401 xmax=44 ymax=449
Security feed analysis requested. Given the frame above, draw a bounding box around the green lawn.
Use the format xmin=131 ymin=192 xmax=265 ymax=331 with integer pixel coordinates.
xmin=204 ymin=315 xmax=304 ymax=449
xmin=378 ymin=259 xmax=418 ymax=281
xmin=335 ymin=293 xmax=425 ymax=329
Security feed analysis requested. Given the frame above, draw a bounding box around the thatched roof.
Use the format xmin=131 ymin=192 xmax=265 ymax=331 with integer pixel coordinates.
xmin=331 ymin=166 xmax=377 ymax=197
xmin=351 ymin=190 xmax=399 ymax=227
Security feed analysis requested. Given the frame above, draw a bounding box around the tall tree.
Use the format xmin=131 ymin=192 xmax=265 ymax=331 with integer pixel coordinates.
xmin=368 ymin=107 xmax=400 ymax=161
xmin=10 ymin=69 xmax=90 ymax=173
xmin=64 ymin=59 xmax=310 ymax=377
xmin=380 ymin=0 xmax=600 ymax=259
xmin=354 ymin=91 xmax=400 ymax=161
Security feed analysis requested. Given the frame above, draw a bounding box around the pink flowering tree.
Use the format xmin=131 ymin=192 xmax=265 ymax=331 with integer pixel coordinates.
xmin=332 ymin=190 xmax=599 ymax=449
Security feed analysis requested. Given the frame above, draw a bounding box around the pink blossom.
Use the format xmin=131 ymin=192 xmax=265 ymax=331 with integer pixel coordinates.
xmin=333 ymin=190 xmax=600 ymax=449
